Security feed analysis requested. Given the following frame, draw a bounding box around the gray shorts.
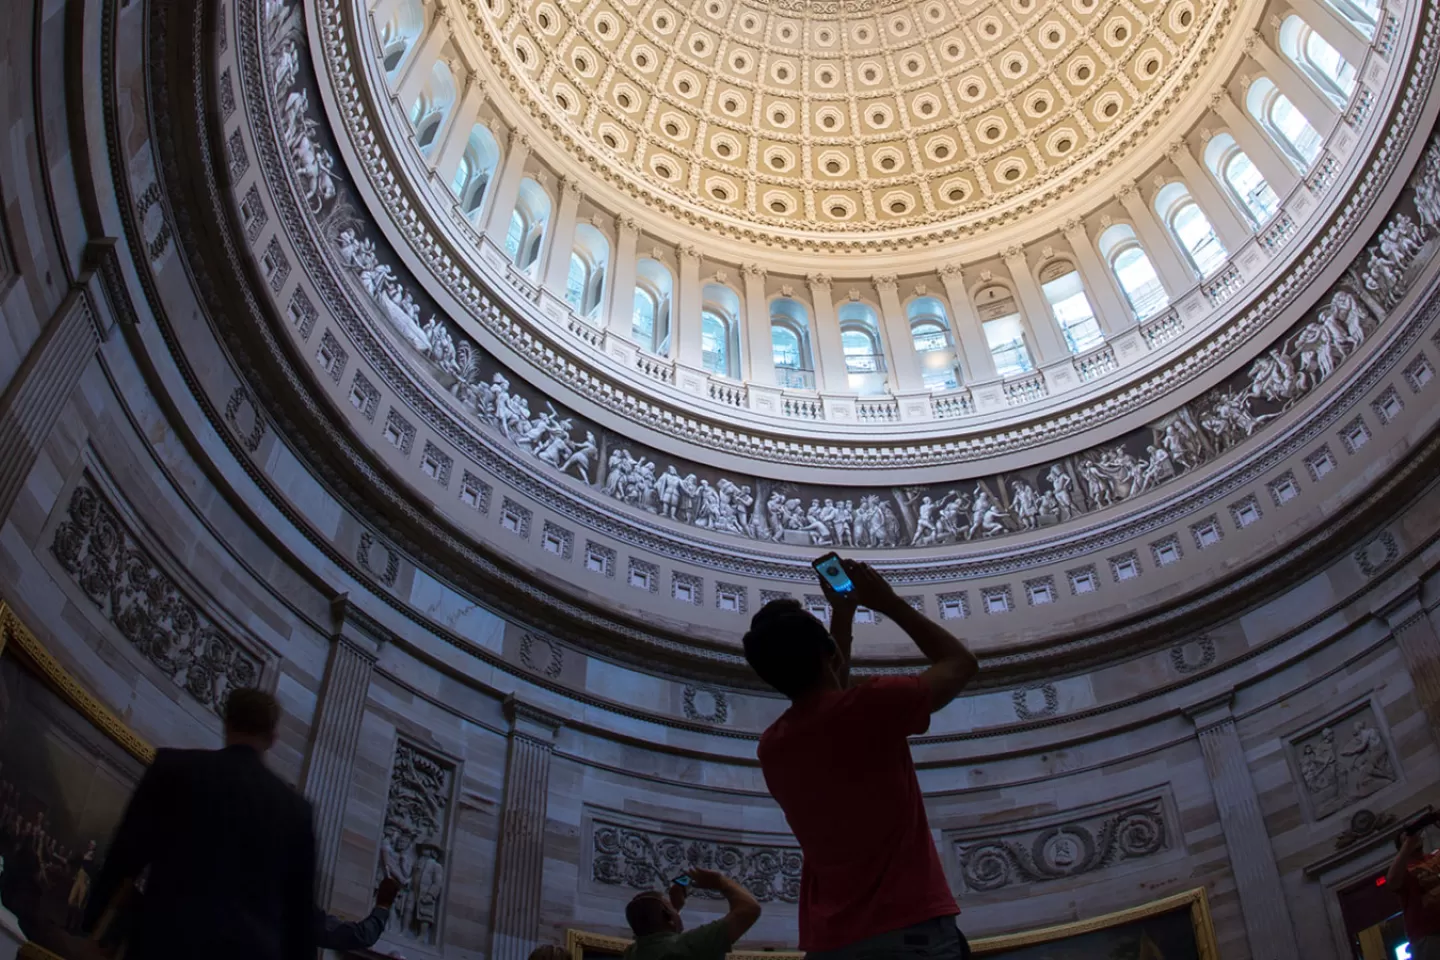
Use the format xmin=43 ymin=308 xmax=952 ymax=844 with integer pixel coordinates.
xmin=804 ymin=917 xmax=971 ymax=960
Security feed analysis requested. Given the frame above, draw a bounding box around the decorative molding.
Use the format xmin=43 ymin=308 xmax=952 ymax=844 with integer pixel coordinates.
xmin=50 ymin=477 xmax=263 ymax=715
xmin=223 ymin=386 xmax=267 ymax=452
xmin=1170 ymin=635 xmax=1217 ymax=674
xmin=953 ymin=796 xmax=1168 ymax=891
xmin=1287 ymin=700 xmax=1399 ymax=821
xmin=1011 ymin=683 xmax=1059 ymax=720
xmin=1356 ymin=531 xmax=1400 ymax=576
xmin=591 ymin=820 xmax=801 ymax=902
xmin=519 ymin=633 xmax=564 ymax=678
xmin=1334 ymin=808 xmax=1397 ymax=850
xmin=681 ymin=685 xmax=729 ymax=725
xmin=358 ymin=530 xmax=401 ymax=587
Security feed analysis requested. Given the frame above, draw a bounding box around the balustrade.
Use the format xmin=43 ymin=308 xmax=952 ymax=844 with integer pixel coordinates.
xmin=635 ymin=353 xmax=675 ymax=385
xmin=782 ymin=396 xmax=824 ymax=420
xmin=1201 ymin=264 xmax=1246 ymax=305
xmin=930 ymin=391 xmax=976 ymax=419
xmin=856 ymin=398 xmax=900 ymax=423
xmin=1141 ymin=310 xmax=1184 ymax=348
xmin=1074 ymin=344 xmax=1119 ymax=382
xmin=1003 ymin=372 xmax=1048 ymax=406
xmin=707 ymin=380 xmax=747 ymax=407
xmin=1260 ymin=212 xmax=1299 ymax=251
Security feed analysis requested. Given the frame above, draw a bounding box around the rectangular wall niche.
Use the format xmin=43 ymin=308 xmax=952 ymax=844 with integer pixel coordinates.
xmin=377 ymin=740 xmax=458 ymax=948
xmin=1285 ymin=700 xmax=1399 ymax=821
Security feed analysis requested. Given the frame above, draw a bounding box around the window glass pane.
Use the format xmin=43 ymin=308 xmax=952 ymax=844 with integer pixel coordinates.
xmin=842 ymin=329 xmax=879 ymax=372
xmin=1270 ymin=95 xmax=1323 ymax=166
xmin=1041 ymin=271 xmax=1105 ymax=354
xmin=772 ymin=326 xmax=802 ymax=368
xmin=1325 ymin=0 xmax=1376 ymax=33
xmin=702 ymin=312 xmax=728 ymax=374
xmin=566 ymin=254 xmax=587 ymax=310
xmin=1112 ymin=247 xmax=1170 ymax=319
xmin=1305 ymin=31 xmax=1356 ymax=96
xmin=1224 ymin=151 xmax=1280 ymax=223
xmin=451 ymin=157 xmax=471 ymax=196
xmin=923 ymin=367 xmax=959 ymax=390
xmin=632 ymin=290 xmax=656 ymax=347
xmin=983 ymin=314 xmax=1032 ymax=378
xmin=504 ymin=211 xmax=525 ymax=259
xmin=912 ymin=323 xmax=949 ymax=352
xmin=1172 ymin=202 xmax=1228 ymax=276
xmin=409 ymin=96 xmax=427 ymax=126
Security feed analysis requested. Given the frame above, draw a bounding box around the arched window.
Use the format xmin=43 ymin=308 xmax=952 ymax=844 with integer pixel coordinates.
xmin=1039 ymin=261 xmax=1105 ymax=354
xmin=452 ymin=124 xmax=500 ymax=216
xmin=506 ymin=179 xmax=552 ymax=274
xmin=701 ymin=284 xmax=742 ymax=378
xmin=837 ymin=303 xmax=884 ymax=375
xmin=907 ymin=296 xmax=960 ymax=390
xmin=1205 ymin=133 xmax=1280 ymax=226
xmin=566 ymin=254 xmax=588 ymax=310
xmin=1098 ymin=225 xmax=1170 ymax=320
xmin=1155 ymin=182 xmax=1228 ymax=277
xmin=1321 ymin=0 xmax=1378 ymax=36
xmin=378 ymin=0 xmax=424 ymax=76
xmin=408 ymin=61 xmax=457 ymax=153
xmin=565 ymin=225 xmax=609 ymax=319
xmin=974 ymin=284 xmax=1032 ymax=378
xmin=1247 ymin=77 xmax=1323 ymax=171
xmin=633 ymin=290 xmax=657 ymax=348
xmin=770 ymin=299 xmax=815 ymax=389
xmin=634 ymin=258 xmax=673 ymax=353
xmin=1280 ymin=16 xmax=1357 ymax=106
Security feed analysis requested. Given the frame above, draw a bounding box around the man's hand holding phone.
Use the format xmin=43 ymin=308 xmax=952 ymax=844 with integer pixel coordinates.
xmin=817 ymin=557 xmax=901 ymax=616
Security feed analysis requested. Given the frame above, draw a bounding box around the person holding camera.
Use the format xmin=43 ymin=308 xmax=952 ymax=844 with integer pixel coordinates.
xmin=743 ymin=557 xmax=979 ymax=959
xmin=622 ymin=867 xmax=761 ymax=960
xmin=1388 ymin=824 xmax=1440 ymax=958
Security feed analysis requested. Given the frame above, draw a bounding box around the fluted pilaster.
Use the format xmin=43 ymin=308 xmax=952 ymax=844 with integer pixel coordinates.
xmin=302 ymin=596 xmax=381 ymax=907
xmin=0 ymin=244 xmax=114 ymax=525
xmin=489 ymin=697 xmax=563 ymax=960
xmin=1380 ymin=589 xmax=1440 ymax=746
xmin=1189 ymin=697 xmax=1301 ymax=960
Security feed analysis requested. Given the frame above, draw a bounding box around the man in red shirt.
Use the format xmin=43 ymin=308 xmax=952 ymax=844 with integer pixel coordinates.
xmin=743 ymin=559 xmax=979 ymax=959
xmin=1389 ymin=829 xmax=1440 ymax=958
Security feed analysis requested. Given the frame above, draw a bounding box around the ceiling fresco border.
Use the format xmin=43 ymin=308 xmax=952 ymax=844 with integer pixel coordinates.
xmin=300 ymin=0 xmax=1418 ymax=470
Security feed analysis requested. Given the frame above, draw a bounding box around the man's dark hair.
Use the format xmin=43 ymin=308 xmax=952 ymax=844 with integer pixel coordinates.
xmin=624 ymin=892 xmax=670 ymax=937
xmin=742 ymin=599 xmax=835 ymax=698
xmin=223 ymin=688 xmax=280 ymax=738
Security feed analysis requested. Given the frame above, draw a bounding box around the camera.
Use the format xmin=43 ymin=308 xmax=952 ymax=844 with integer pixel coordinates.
xmin=1401 ymin=809 xmax=1440 ymax=837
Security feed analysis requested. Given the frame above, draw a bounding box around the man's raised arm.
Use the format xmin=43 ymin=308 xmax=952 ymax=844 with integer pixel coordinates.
xmin=843 ymin=560 xmax=979 ymax=711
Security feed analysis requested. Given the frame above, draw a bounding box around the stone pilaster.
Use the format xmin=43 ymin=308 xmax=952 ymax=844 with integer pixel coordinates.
xmin=489 ymin=696 xmax=562 ymax=960
xmin=1380 ymin=588 xmax=1440 ymax=746
xmin=302 ymin=595 xmax=382 ymax=907
xmin=1189 ymin=696 xmax=1301 ymax=960
xmin=0 ymin=244 xmax=115 ymax=524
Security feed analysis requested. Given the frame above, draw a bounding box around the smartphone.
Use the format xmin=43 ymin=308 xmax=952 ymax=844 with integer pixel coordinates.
xmin=812 ymin=552 xmax=855 ymax=595
xmin=670 ymin=874 xmax=691 ymax=887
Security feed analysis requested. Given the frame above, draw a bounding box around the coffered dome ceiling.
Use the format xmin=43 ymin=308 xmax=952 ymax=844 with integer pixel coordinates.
xmin=479 ymin=0 xmax=1226 ymax=250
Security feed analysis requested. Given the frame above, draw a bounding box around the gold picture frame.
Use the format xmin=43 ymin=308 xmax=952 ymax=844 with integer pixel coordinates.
xmin=0 ymin=601 xmax=157 ymax=960
xmin=0 ymin=602 xmax=155 ymax=765
xmin=566 ymin=886 xmax=1218 ymax=960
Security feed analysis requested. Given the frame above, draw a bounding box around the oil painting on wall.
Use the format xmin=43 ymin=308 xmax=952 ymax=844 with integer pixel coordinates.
xmin=0 ymin=608 xmax=148 ymax=960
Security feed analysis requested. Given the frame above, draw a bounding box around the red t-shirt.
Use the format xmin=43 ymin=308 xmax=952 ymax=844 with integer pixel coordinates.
xmin=1401 ymin=853 xmax=1440 ymax=940
xmin=757 ymin=676 xmax=958 ymax=952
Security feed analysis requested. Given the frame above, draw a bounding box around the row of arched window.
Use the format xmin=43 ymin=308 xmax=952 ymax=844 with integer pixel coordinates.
xmin=373 ymin=0 xmax=1366 ymax=393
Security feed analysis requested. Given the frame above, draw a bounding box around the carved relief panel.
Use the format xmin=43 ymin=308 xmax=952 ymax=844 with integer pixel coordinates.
xmin=1285 ymin=700 xmax=1399 ymax=821
xmin=948 ymin=793 xmax=1173 ymax=893
xmin=49 ymin=473 xmax=264 ymax=715
xmin=377 ymin=739 xmax=458 ymax=947
xmin=588 ymin=811 xmax=802 ymax=904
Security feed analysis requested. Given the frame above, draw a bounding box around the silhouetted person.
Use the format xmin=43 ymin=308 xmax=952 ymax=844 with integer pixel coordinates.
xmin=744 ymin=559 xmax=979 ymax=960
xmin=316 ymin=875 xmax=401 ymax=951
xmin=1389 ymin=829 xmax=1440 ymax=958
xmin=623 ymin=868 xmax=761 ymax=960
xmin=84 ymin=689 xmax=318 ymax=960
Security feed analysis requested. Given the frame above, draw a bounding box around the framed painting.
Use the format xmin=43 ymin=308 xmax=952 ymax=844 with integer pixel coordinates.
xmin=0 ymin=601 xmax=154 ymax=960
xmin=971 ymin=888 xmax=1218 ymax=959
xmin=567 ymin=888 xmax=1217 ymax=960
